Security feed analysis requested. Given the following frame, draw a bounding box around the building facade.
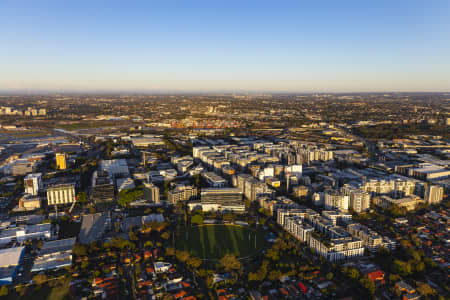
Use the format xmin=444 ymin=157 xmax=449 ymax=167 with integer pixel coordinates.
xmin=47 ymin=184 xmax=76 ymax=205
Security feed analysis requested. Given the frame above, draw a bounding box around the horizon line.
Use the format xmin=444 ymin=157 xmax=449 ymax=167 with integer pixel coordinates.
xmin=0 ymin=89 xmax=449 ymax=96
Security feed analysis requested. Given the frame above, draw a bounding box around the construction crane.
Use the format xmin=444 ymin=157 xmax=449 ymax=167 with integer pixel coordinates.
xmin=65 ymin=195 xmax=79 ymax=220
xmin=68 ymin=196 xmax=78 ymax=215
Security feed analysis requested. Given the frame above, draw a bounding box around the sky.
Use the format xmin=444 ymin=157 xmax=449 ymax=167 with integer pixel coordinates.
xmin=1 ymin=0 xmax=450 ymax=93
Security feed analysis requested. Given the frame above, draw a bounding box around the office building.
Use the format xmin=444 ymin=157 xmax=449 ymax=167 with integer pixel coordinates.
xmin=143 ymin=182 xmax=160 ymax=203
xmin=91 ymin=171 xmax=115 ymax=205
xmin=189 ymin=187 xmax=245 ymax=213
xmin=99 ymin=159 xmax=129 ymax=178
xmin=201 ymin=188 xmax=242 ymax=204
xmin=47 ymin=184 xmax=76 ymax=205
xmin=24 ymin=173 xmax=42 ymax=196
xmin=56 ymin=153 xmax=67 ymax=170
xmin=0 ymin=224 xmax=52 ymax=245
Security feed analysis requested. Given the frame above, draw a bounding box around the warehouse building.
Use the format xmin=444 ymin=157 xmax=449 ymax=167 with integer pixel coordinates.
xmin=0 ymin=247 xmax=25 ymax=285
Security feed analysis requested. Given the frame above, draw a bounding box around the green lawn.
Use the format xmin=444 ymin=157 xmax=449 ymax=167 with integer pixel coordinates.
xmin=175 ymin=225 xmax=266 ymax=259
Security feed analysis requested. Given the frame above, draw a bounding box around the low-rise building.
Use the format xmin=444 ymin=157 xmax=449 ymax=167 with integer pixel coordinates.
xmin=0 ymin=247 xmax=25 ymax=285
xmin=31 ymin=237 xmax=75 ymax=272
xmin=374 ymin=195 xmax=424 ymax=211
xmin=18 ymin=195 xmax=41 ymax=210
xmin=202 ymin=172 xmax=227 ymax=187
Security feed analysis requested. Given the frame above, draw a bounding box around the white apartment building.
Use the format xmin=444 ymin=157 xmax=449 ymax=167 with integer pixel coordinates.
xmin=308 ymin=234 xmax=364 ymax=262
xmin=425 ymin=185 xmax=444 ymax=204
xmin=324 ymin=190 xmax=349 ymax=211
xmin=347 ymin=223 xmax=396 ymax=252
xmin=341 ymin=184 xmax=371 ymax=213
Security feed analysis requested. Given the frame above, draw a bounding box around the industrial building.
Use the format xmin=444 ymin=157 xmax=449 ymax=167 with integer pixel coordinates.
xmin=31 ymin=237 xmax=75 ymax=272
xmin=0 ymin=247 xmax=25 ymax=285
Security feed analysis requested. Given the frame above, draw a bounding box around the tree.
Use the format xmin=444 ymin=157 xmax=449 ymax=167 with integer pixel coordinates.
xmin=76 ymin=191 xmax=88 ymax=204
xmin=187 ymin=257 xmax=202 ymax=269
xmin=161 ymin=232 xmax=170 ymax=240
xmin=129 ymin=230 xmax=139 ymax=241
xmin=219 ymin=254 xmax=241 ymax=272
xmin=343 ymin=267 xmax=360 ymax=280
xmin=165 ymin=247 xmax=175 ymax=256
xmin=191 ymin=214 xmax=203 ymax=225
xmin=223 ymin=213 xmax=235 ymax=222
xmin=393 ymin=260 xmax=411 ymax=276
xmin=265 ymin=248 xmax=279 ymax=261
xmin=81 ymin=261 xmax=89 ymax=269
xmin=73 ymin=243 xmax=88 ymax=256
xmin=0 ymin=286 xmax=8 ymax=297
xmin=416 ymin=282 xmax=435 ymax=296
xmin=175 ymin=250 xmax=191 ymax=263
xmin=360 ymin=276 xmax=375 ymax=296
xmin=33 ymin=274 xmax=48 ymax=286
xmin=268 ymin=270 xmax=282 ymax=281
xmin=118 ymin=188 xmax=143 ymax=207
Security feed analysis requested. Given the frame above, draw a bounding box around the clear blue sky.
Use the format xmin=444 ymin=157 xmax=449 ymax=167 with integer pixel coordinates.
xmin=1 ymin=0 xmax=449 ymax=92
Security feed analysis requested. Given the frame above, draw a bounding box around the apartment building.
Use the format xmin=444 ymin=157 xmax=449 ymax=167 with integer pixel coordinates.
xmin=347 ymin=223 xmax=396 ymax=252
xmin=167 ymin=185 xmax=198 ymax=204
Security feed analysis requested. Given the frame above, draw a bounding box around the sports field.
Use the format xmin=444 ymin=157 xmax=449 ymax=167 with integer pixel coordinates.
xmin=175 ymin=225 xmax=266 ymax=259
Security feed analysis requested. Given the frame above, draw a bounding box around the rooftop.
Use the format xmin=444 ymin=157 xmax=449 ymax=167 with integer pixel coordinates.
xmin=0 ymin=247 xmax=25 ymax=267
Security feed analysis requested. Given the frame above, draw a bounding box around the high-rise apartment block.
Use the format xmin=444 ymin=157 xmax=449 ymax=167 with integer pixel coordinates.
xmin=424 ymin=185 xmax=444 ymax=204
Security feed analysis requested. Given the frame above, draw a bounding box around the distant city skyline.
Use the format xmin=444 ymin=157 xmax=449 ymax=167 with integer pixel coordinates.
xmin=1 ymin=0 xmax=450 ymax=92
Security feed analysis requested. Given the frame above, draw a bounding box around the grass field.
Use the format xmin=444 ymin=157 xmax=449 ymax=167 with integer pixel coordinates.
xmin=175 ymin=225 xmax=266 ymax=259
